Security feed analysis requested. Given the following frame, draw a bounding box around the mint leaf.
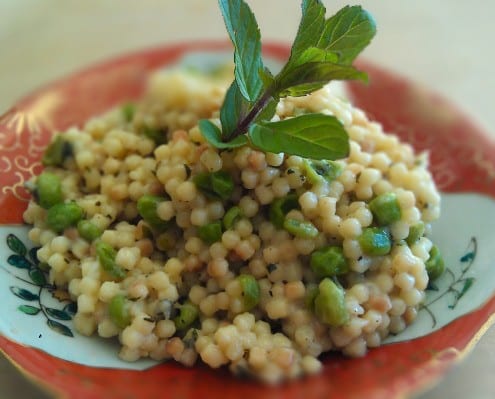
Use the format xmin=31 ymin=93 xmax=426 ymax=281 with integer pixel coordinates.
xmin=290 ymin=0 xmax=326 ymax=59
xmin=249 ymin=114 xmax=349 ymax=160
xmin=259 ymin=66 xmax=275 ymax=91
xmin=277 ymin=62 xmax=367 ymax=97
xmin=220 ymin=81 xmax=249 ymax=137
xmin=317 ymin=5 xmax=376 ymax=65
xmin=218 ymin=0 xmax=264 ymax=102
xmin=199 ymin=119 xmax=248 ymax=149
xmin=288 ymin=47 xmax=339 ymax=70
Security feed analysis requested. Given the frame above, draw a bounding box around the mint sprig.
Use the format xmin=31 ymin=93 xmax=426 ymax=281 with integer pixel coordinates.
xmin=199 ymin=0 xmax=376 ymax=160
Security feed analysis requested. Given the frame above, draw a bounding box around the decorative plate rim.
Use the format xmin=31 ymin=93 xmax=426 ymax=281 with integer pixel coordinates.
xmin=1 ymin=40 xmax=494 ymax=399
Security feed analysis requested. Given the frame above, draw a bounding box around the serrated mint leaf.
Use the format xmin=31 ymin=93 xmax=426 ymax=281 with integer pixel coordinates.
xmin=317 ymin=5 xmax=376 ymax=65
xmin=220 ymin=81 xmax=249 ymax=137
xmin=277 ymin=62 xmax=367 ymax=97
xmin=259 ymin=67 xmax=275 ymax=90
xmin=290 ymin=0 xmax=326 ymax=59
xmin=218 ymin=0 xmax=264 ymax=102
xmin=249 ymin=113 xmax=349 ymax=160
xmin=290 ymin=47 xmax=339 ymax=68
xmin=199 ymin=119 xmax=248 ymax=149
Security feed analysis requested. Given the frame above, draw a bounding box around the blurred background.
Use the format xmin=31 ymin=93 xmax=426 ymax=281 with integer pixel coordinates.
xmin=1 ymin=1 xmax=494 ymax=398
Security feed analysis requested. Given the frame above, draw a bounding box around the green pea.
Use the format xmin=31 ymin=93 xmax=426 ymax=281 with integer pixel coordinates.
xmin=46 ymin=202 xmax=84 ymax=233
xmin=95 ymin=241 xmax=126 ymax=279
xmin=223 ymin=206 xmax=242 ymax=230
xmin=310 ymin=246 xmax=349 ymax=277
xmin=42 ymin=135 xmax=73 ymax=167
xmin=369 ymin=192 xmax=401 ymax=225
xmin=425 ymin=245 xmax=445 ymax=281
xmin=210 ymin=171 xmax=234 ymax=201
xmin=142 ymin=126 xmax=166 ymax=145
xmin=406 ymin=222 xmax=425 ymax=246
xmin=302 ymin=159 xmax=343 ymax=185
xmin=314 ymin=278 xmax=349 ymax=327
xmin=36 ymin=172 xmax=63 ymax=209
xmin=121 ymin=102 xmax=135 ymax=122
xmin=109 ymin=294 xmax=131 ymax=329
xmin=193 ymin=171 xmax=234 ymax=201
xmin=283 ymin=218 xmax=318 ymax=238
xmin=174 ymin=301 xmax=199 ymax=330
xmin=77 ymin=220 xmax=102 ymax=242
xmin=358 ymin=227 xmax=392 ymax=256
xmin=269 ymin=193 xmax=299 ymax=228
xmin=304 ymin=284 xmax=319 ymax=312
xmin=192 ymin=172 xmax=210 ymax=194
xmin=237 ymin=274 xmax=260 ymax=311
xmin=137 ymin=194 xmax=170 ymax=230
xmin=198 ymin=221 xmax=223 ymax=244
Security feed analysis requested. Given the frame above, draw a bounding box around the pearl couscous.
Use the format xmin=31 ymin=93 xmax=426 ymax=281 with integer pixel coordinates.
xmin=23 ymin=69 xmax=442 ymax=383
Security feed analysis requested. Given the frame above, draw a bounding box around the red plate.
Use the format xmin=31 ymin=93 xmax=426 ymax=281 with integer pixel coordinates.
xmin=1 ymin=41 xmax=495 ymax=399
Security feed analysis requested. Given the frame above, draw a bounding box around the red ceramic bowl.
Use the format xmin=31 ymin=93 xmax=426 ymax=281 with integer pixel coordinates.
xmin=1 ymin=41 xmax=495 ymax=399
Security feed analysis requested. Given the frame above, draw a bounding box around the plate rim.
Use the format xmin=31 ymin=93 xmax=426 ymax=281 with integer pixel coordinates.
xmin=1 ymin=39 xmax=495 ymax=399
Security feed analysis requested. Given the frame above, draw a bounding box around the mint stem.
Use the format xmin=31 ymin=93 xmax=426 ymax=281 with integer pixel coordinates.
xmin=224 ymin=88 xmax=274 ymax=142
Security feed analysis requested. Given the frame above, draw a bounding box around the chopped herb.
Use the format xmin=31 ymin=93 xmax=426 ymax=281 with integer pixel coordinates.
xmin=122 ymin=103 xmax=135 ymax=122
xmin=184 ymin=164 xmax=192 ymax=179
xmin=193 ymin=171 xmax=234 ymax=201
xmin=42 ymin=135 xmax=73 ymax=166
xmin=267 ymin=263 xmax=277 ymax=273
xmin=142 ymin=126 xmax=167 ymax=145
xmin=223 ymin=206 xmax=242 ymax=230
xmin=302 ymin=159 xmax=343 ymax=184
xmin=269 ymin=193 xmax=300 ymax=228
xmin=198 ymin=221 xmax=223 ymax=244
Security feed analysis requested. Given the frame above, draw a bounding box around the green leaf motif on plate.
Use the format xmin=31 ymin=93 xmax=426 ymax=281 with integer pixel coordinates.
xmin=10 ymin=286 xmax=39 ymax=301
xmin=421 ymin=237 xmax=477 ymax=327
xmin=3 ymin=232 xmax=76 ymax=338
xmin=18 ymin=304 xmax=41 ymax=315
xmin=28 ymin=268 xmax=47 ymax=286
xmin=45 ymin=307 xmax=72 ymax=321
xmin=7 ymin=254 xmax=32 ymax=269
xmin=28 ymin=247 xmax=40 ymax=265
xmin=47 ymin=319 xmax=74 ymax=337
xmin=6 ymin=233 xmax=27 ymax=256
xmin=460 ymin=251 xmax=475 ymax=263
xmin=64 ymin=302 xmax=78 ymax=316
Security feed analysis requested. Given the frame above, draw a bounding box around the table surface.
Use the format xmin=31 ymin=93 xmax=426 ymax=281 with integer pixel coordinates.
xmin=1 ymin=1 xmax=494 ymax=398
